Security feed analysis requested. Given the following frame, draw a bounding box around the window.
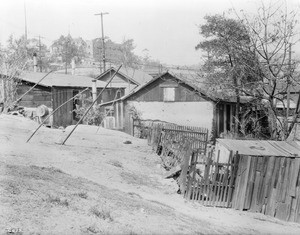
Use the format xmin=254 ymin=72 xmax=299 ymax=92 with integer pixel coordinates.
xmin=163 ymin=87 xmax=175 ymax=102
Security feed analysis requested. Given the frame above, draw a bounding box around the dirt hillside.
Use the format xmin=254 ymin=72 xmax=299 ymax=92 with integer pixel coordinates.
xmin=1 ymin=114 xmax=300 ymax=234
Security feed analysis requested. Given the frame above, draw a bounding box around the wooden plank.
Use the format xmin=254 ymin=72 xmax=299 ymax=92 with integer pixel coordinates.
xmin=265 ymin=157 xmax=281 ymax=216
xmin=255 ymin=156 xmax=268 ymax=212
xmin=263 ymin=156 xmax=276 ymax=200
xmin=234 ymin=155 xmax=247 ymax=210
xmin=281 ymin=158 xmax=291 ymax=202
xmin=244 ymin=156 xmax=257 ymax=210
xmin=178 ymin=146 xmax=192 ymax=195
xmin=239 ymin=156 xmax=251 ymax=210
xmin=250 ymin=171 xmax=261 ymax=212
xmin=289 ymin=197 xmax=297 ymax=222
xmin=276 ymin=158 xmax=286 ymax=202
xmin=227 ymin=152 xmax=239 ymax=208
xmin=276 ymin=202 xmax=290 ymax=221
xmin=265 ymin=188 xmax=277 ymax=217
xmin=294 ymin=187 xmax=300 ymax=223
xmin=220 ymin=151 xmax=233 ymax=207
xmin=208 ymin=150 xmax=220 ymax=206
xmin=200 ymin=150 xmax=212 ymax=205
xmin=186 ymin=152 xmax=198 ymax=200
xmin=289 ymin=158 xmax=300 ymax=197
xmin=214 ymin=152 xmax=223 ymax=206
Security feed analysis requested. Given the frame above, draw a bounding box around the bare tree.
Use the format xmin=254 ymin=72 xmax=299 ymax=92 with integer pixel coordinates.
xmin=239 ymin=0 xmax=300 ymax=139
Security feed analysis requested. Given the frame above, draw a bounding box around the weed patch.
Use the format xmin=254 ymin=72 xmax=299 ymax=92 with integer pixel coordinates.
xmin=108 ymin=160 xmax=123 ymax=168
xmin=90 ymin=205 xmax=113 ymax=221
xmin=75 ymin=191 xmax=88 ymax=199
xmin=46 ymin=195 xmax=69 ymax=207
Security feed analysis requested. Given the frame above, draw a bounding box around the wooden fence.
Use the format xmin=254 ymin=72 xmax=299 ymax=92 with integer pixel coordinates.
xmin=140 ymin=120 xmax=240 ymax=207
xmin=138 ymin=122 xmax=300 ymax=223
xmin=133 ymin=118 xmax=209 ymax=153
xmin=181 ymin=149 xmax=239 ymax=207
xmin=232 ymin=155 xmax=300 ymax=223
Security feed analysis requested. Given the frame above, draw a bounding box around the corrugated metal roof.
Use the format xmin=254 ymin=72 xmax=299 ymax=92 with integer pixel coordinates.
xmin=217 ymin=139 xmax=300 ymax=157
xmin=19 ymin=72 xmax=127 ymax=88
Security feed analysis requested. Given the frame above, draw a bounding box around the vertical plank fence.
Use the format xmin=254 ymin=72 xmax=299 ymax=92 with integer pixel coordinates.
xmin=232 ymin=155 xmax=300 ymax=223
xmin=183 ymin=149 xmax=240 ymax=207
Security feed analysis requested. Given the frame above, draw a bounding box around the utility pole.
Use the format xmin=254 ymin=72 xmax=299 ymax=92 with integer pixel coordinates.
xmin=24 ymin=0 xmax=28 ymax=57
xmin=95 ymin=12 xmax=109 ymax=73
xmin=24 ymin=0 xmax=28 ymax=41
xmin=36 ymin=35 xmax=44 ymax=72
xmin=286 ymin=43 xmax=292 ymax=138
xmin=65 ymin=37 xmax=69 ymax=74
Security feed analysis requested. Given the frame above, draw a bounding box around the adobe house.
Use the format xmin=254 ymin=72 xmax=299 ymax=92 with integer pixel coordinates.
xmin=2 ymin=72 xmax=126 ymax=127
xmin=101 ymin=71 xmax=252 ymax=139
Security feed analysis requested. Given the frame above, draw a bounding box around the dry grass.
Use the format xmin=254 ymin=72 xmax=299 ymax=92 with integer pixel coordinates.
xmin=108 ymin=160 xmax=123 ymax=168
xmin=90 ymin=205 xmax=113 ymax=222
xmin=75 ymin=191 xmax=88 ymax=199
xmin=46 ymin=194 xmax=69 ymax=207
xmin=0 ymin=163 xmax=218 ymax=234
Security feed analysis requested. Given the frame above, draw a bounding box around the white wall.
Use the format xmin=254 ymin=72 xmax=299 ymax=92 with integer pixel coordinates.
xmin=128 ymin=101 xmax=214 ymax=132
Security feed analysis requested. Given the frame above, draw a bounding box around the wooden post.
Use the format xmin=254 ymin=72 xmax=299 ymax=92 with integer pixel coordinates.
xmin=116 ymin=101 xmax=119 ymax=129
xmin=92 ymin=79 xmax=97 ymax=109
xmin=120 ymin=101 xmax=124 ymax=129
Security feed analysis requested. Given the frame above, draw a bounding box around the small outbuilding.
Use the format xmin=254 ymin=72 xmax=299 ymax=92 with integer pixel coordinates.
xmin=216 ymin=138 xmax=300 ymax=222
xmin=10 ymin=72 xmax=126 ymax=127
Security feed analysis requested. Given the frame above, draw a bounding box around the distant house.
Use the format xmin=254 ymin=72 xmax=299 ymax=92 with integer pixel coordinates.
xmin=55 ymin=66 xmax=153 ymax=94
xmin=95 ymin=67 xmax=153 ymax=94
xmin=5 ymin=72 xmax=126 ymax=127
xmin=100 ymin=71 xmax=252 ymax=138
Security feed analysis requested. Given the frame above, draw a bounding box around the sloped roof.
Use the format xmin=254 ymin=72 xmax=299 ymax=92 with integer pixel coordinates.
xmin=120 ymin=70 xmax=253 ymax=103
xmin=120 ymin=71 xmax=216 ymax=102
xmin=18 ymin=72 xmax=127 ymax=88
xmin=96 ymin=67 xmax=153 ymax=86
xmin=217 ymin=139 xmax=300 ymax=157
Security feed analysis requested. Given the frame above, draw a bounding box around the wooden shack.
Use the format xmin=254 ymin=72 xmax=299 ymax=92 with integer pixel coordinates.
xmin=14 ymin=72 xmax=126 ymax=127
xmin=216 ymin=139 xmax=300 ymax=222
xmin=101 ymin=71 xmax=252 ymax=138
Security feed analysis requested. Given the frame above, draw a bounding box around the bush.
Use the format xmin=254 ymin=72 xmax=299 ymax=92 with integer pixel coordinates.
xmin=73 ymin=94 xmax=105 ymax=125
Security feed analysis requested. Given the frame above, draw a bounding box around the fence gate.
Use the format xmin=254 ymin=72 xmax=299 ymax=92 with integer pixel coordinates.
xmin=182 ymin=150 xmax=239 ymax=207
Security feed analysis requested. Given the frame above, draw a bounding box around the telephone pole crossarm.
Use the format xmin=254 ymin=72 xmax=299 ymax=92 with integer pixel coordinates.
xmin=95 ymin=12 xmax=109 ymax=73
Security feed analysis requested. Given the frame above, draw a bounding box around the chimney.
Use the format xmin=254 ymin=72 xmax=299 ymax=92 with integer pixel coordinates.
xmin=92 ymin=79 xmax=97 ymax=109
xmin=33 ymin=52 xmax=37 ymax=72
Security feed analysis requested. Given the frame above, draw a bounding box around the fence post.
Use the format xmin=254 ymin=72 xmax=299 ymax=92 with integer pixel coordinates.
xmin=132 ymin=117 xmax=135 ymax=137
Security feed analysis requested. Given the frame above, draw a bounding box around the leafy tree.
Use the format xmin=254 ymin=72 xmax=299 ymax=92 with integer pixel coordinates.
xmin=93 ymin=38 xmax=140 ymax=69
xmin=196 ymin=15 xmax=261 ymax=134
xmin=27 ymin=38 xmax=50 ymax=72
xmin=0 ymin=35 xmax=28 ymax=108
xmin=51 ymin=35 xmax=86 ymax=73
xmin=197 ymin=1 xmax=300 ymax=140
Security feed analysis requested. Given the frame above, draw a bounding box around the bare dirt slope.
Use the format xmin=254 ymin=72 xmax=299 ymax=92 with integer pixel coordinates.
xmin=1 ymin=114 xmax=300 ymax=234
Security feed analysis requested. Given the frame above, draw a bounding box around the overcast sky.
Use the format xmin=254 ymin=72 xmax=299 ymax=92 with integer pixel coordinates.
xmin=1 ymin=0 xmax=300 ymax=66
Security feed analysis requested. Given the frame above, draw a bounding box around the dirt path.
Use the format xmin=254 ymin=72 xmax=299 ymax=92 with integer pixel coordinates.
xmin=1 ymin=114 xmax=300 ymax=234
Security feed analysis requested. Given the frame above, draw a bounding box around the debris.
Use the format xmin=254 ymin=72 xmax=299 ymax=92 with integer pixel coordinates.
xmin=123 ymin=140 xmax=132 ymax=144
xmin=165 ymin=165 xmax=181 ymax=179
